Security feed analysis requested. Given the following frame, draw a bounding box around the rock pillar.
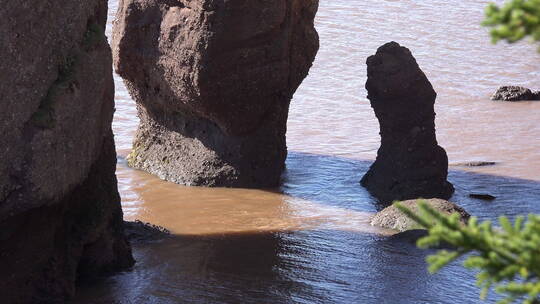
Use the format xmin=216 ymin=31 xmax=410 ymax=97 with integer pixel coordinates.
xmin=113 ymin=0 xmax=319 ymax=188
xmin=361 ymin=42 xmax=455 ymax=204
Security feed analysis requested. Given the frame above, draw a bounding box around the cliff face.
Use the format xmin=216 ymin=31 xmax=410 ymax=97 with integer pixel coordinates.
xmin=361 ymin=42 xmax=454 ymax=205
xmin=113 ymin=0 xmax=319 ymax=188
xmin=0 ymin=0 xmax=133 ymax=302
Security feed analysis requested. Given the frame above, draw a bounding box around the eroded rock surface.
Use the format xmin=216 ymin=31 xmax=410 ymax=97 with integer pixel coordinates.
xmin=113 ymin=0 xmax=319 ymax=188
xmin=491 ymin=86 xmax=540 ymax=101
xmin=0 ymin=1 xmax=133 ymax=302
xmin=371 ymin=199 xmax=469 ymax=232
xmin=361 ymin=42 xmax=455 ymax=204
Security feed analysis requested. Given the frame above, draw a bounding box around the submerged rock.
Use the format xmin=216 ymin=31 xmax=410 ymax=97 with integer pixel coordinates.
xmin=361 ymin=42 xmax=454 ymax=204
xmin=371 ymin=199 xmax=470 ymax=232
xmin=124 ymin=220 xmax=171 ymax=244
xmin=469 ymin=193 xmax=496 ymax=201
xmin=450 ymin=161 xmax=497 ymax=167
xmin=0 ymin=0 xmax=133 ymax=302
xmin=113 ymin=0 xmax=320 ymax=188
xmin=491 ymin=86 xmax=540 ymax=101
xmin=386 ymin=229 xmax=456 ymax=250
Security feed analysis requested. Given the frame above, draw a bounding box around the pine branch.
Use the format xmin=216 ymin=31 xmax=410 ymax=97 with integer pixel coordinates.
xmin=396 ymin=201 xmax=540 ymax=304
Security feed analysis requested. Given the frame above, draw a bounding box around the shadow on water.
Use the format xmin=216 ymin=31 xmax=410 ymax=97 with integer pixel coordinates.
xmin=74 ymin=231 xmax=503 ymax=304
xmin=74 ymin=151 xmax=540 ymax=304
xmin=284 ymin=151 xmax=540 ymax=218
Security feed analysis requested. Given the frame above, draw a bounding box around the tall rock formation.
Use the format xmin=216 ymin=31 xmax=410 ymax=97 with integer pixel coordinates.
xmin=113 ymin=0 xmax=319 ymax=188
xmin=0 ymin=1 xmax=133 ymax=302
xmin=361 ymin=42 xmax=454 ymax=204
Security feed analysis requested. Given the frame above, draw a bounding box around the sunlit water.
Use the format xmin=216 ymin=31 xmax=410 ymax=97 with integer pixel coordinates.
xmin=75 ymin=0 xmax=540 ymax=303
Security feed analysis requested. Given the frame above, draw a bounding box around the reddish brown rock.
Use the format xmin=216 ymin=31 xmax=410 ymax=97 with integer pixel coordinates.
xmin=361 ymin=42 xmax=455 ymax=204
xmin=113 ymin=0 xmax=319 ymax=188
xmin=0 ymin=0 xmax=133 ymax=302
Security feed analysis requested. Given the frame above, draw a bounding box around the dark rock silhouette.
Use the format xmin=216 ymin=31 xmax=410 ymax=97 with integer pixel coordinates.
xmin=113 ymin=0 xmax=320 ymax=188
xmin=491 ymin=86 xmax=540 ymax=101
xmin=361 ymin=42 xmax=455 ymax=204
xmin=0 ymin=0 xmax=133 ymax=302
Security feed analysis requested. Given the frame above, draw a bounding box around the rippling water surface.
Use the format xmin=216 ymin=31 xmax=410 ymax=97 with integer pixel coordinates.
xmin=76 ymin=0 xmax=540 ymax=303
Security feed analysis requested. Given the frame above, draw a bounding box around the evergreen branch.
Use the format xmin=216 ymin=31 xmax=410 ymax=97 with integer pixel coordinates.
xmin=397 ymin=200 xmax=540 ymax=304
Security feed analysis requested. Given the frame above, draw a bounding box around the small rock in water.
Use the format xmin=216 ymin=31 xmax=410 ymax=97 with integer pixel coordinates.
xmin=469 ymin=193 xmax=496 ymax=201
xmin=450 ymin=161 xmax=497 ymax=167
xmin=491 ymin=86 xmax=539 ymax=101
xmin=371 ymin=198 xmax=470 ymax=232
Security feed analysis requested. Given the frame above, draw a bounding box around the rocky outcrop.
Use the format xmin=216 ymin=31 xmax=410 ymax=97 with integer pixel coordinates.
xmin=491 ymin=86 xmax=540 ymax=101
xmin=0 ymin=1 xmax=133 ymax=302
xmin=371 ymin=199 xmax=469 ymax=232
xmin=113 ymin=0 xmax=319 ymax=188
xmin=361 ymin=42 xmax=454 ymax=204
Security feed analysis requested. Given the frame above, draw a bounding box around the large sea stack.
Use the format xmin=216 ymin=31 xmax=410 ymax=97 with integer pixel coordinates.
xmin=0 ymin=1 xmax=133 ymax=302
xmin=113 ymin=0 xmax=320 ymax=188
xmin=361 ymin=42 xmax=454 ymax=204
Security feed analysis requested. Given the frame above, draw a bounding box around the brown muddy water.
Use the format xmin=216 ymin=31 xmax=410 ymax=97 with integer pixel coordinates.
xmin=75 ymin=0 xmax=540 ymax=303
